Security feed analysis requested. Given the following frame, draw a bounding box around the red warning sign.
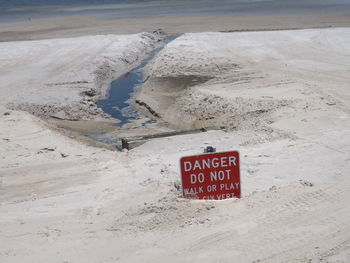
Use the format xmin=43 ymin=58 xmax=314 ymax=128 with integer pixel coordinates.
xmin=180 ymin=151 xmax=240 ymax=200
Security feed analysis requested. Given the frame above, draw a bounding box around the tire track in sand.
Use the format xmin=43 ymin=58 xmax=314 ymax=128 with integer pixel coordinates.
xmin=187 ymin=180 xmax=350 ymax=262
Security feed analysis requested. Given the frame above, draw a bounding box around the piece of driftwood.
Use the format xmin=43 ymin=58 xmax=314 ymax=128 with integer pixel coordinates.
xmin=121 ymin=126 xmax=223 ymax=150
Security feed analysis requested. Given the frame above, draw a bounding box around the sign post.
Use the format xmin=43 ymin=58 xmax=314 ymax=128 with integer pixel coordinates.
xmin=180 ymin=150 xmax=240 ymax=200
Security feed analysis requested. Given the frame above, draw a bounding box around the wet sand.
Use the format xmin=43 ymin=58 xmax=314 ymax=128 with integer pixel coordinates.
xmin=1 ymin=13 xmax=350 ymax=41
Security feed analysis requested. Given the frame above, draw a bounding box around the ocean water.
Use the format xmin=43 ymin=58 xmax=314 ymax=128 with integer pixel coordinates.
xmin=1 ymin=0 xmax=350 ymax=23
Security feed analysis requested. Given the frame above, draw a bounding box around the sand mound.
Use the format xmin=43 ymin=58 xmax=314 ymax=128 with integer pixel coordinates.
xmin=0 ymin=32 xmax=162 ymax=120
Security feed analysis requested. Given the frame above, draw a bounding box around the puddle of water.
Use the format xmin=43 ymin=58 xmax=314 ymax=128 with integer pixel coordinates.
xmin=97 ymin=35 xmax=178 ymax=127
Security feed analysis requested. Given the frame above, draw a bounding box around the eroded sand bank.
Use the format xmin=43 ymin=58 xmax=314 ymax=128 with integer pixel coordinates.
xmin=0 ymin=32 xmax=162 ymax=120
xmin=1 ymin=27 xmax=350 ymax=262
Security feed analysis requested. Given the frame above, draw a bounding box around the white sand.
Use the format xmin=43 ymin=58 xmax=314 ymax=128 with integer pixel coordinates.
xmin=0 ymin=33 xmax=161 ymax=120
xmin=1 ymin=28 xmax=350 ymax=262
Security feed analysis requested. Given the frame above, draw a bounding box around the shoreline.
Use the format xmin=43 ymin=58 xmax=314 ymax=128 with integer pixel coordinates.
xmin=1 ymin=13 xmax=350 ymax=41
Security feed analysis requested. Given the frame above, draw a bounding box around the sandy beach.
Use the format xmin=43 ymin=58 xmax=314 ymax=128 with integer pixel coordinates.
xmin=1 ymin=12 xmax=350 ymax=263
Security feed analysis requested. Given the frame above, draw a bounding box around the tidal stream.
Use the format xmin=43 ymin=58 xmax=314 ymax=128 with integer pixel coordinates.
xmin=87 ymin=35 xmax=178 ymax=148
xmin=97 ymin=35 xmax=178 ymax=126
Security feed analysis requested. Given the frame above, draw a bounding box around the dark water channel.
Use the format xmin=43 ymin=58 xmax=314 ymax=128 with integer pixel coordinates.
xmin=97 ymin=34 xmax=178 ymax=127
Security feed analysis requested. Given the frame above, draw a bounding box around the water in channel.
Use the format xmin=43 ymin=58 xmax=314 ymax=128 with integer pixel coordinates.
xmin=97 ymin=34 xmax=178 ymax=127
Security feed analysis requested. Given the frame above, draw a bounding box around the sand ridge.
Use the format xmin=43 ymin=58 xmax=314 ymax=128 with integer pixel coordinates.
xmin=0 ymin=32 xmax=163 ymax=121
